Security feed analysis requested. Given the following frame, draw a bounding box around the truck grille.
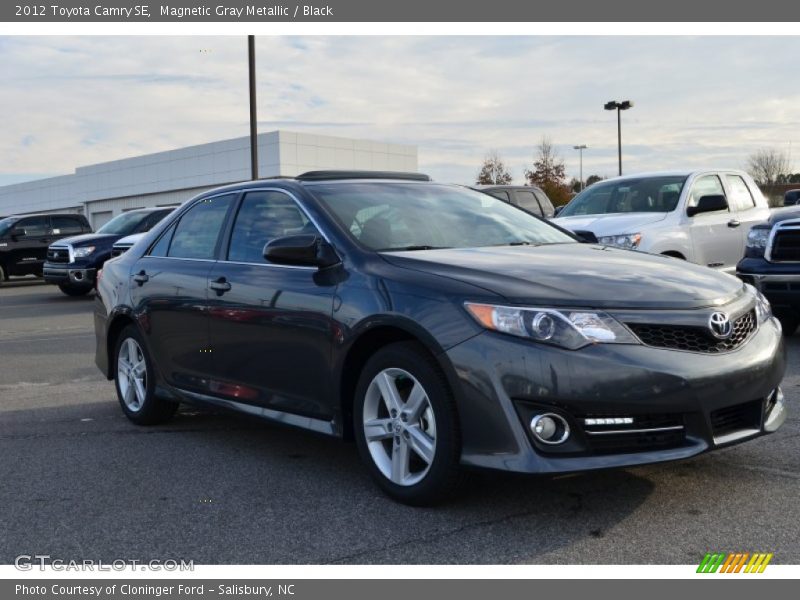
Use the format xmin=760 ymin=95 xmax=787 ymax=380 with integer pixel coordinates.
xmin=627 ymin=311 xmax=756 ymax=354
xmin=769 ymin=228 xmax=800 ymax=262
xmin=47 ymin=246 xmax=71 ymax=264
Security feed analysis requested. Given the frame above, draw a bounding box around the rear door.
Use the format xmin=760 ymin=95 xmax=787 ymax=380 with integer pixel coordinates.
xmin=686 ymin=174 xmax=741 ymax=271
xmin=7 ymin=216 xmax=50 ymax=274
xmin=129 ymin=193 xmax=236 ymax=394
xmin=206 ymin=190 xmax=337 ymax=418
xmin=724 ymin=173 xmax=770 ymax=241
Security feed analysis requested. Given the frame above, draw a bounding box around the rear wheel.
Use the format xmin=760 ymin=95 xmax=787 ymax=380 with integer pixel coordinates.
xmin=0 ymin=264 xmax=5 ymax=284
xmin=114 ymin=324 xmax=178 ymax=425
xmin=58 ymin=283 xmax=92 ymax=297
xmin=354 ymin=342 xmax=464 ymax=505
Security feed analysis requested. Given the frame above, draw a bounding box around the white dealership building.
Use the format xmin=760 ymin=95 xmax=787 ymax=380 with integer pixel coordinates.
xmin=0 ymin=131 xmax=418 ymax=229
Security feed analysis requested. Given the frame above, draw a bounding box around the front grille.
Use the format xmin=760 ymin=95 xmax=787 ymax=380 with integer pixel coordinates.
xmin=770 ymin=228 xmax=800 ymax=262
xmin=627 ymin=310 xmax=756 ymax=354
xmin=710 ymin=399 xmax=762 ymax=439
xmin=579 ymin=412 xmax=686 ymax=455
xmin=47 ymin=246 xmax=70 ymax=264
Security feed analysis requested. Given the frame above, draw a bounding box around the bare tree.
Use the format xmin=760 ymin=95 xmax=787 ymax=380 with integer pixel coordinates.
xmin=524 ymin=136 xmax=571 ymax=205
xmin=476 ymin=150 xmax=513 ymax=185
xmin=747 ymin=148 xmax=791 ymax=187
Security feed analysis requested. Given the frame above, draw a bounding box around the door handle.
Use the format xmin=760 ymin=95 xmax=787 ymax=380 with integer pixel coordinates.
xmin=133 ymin=271 xmax=149 ymax=285
xmin=209 ymin=277 xmax=232 ymax=294
xmin=727 ymin=219 xmax=741 ymax=228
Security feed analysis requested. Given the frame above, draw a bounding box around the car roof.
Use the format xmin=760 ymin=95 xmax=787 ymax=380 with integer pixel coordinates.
xmin=597 ymin=169 xmax=750 ymax=184
xmin=2 ymin=212 xmax=85 ymax=220
xmin=472 ymin=184 xmax=542 ymax=190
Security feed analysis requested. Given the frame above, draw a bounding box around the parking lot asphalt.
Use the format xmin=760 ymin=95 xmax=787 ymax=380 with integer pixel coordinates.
xmin=1 ymin=279 xmax=799 ymax=565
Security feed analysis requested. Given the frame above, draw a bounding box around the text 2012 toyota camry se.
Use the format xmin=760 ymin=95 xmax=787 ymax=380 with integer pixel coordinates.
xmin=94 ymin=171 xmax=787 ymax=505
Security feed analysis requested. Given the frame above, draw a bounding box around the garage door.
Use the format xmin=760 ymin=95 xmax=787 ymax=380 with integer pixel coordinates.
xmin=91 ymin=211 xmax=113 ymax=230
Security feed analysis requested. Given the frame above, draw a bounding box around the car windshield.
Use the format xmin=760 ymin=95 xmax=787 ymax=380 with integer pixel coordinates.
xmin=0 ymin=218 xmax=16 ymax=238
xmin=309 ymin=182 xmax=575 ymax=251
xmin=558 ymin=176 xmax=688 ymax=217
xmin=96 ymin=212 xmax=149 ymax=235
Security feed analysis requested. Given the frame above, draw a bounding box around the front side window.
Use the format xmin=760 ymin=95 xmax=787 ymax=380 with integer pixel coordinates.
xmin=486 ymin=190 xmax=509 ymax=202
xmin=97 ymin=211 xmax=152 ymax=236
xmin=228 ymin=191 xmax=318 ymax=263
xmin=687 ymin=175 xmax=727 ymax=210
xmin=15 ymin=216 xmax=49 ymax=237
xmin=310 ymin=182 xmax=574 ymax=251
xmin=167 ymin=194 xmax=235 ymax=259
xmin=726 ymin=174 xmax=756 ymax=211
xmin=559 ymin=176 xmax=687 ymax=217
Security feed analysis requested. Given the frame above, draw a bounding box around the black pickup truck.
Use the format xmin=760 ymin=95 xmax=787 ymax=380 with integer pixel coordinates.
xmin=0 ymin=213 xmax=92 ymax=285
xmin=737 ymin=206 xmax=800 ymax=334
xmin=43 ymin=207 xmax=173 ymax=296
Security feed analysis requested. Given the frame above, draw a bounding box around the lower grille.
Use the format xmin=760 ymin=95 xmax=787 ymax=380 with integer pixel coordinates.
xmin=710 ymin=399 xmax=762 ymax=441
xmin=770 ymin=229 xmax=800 ymax=262
xmin=47 ymin=247 xmax=71 ymax=264
xmin=580 ymin=413 xmax=686 ymax=455
xmin=627 ymin=311 xmax=756 ymax=353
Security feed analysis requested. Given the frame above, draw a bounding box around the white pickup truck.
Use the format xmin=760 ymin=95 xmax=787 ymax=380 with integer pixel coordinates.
xmin=553 ymin=170 xmax=771 ymax=273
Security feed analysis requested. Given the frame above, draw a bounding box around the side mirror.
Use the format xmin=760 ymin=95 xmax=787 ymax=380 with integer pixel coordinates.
xmin=687 ymin=194 xmax=728 ymax=217
xmin=263 ymin=234 xmax=339 ymax=268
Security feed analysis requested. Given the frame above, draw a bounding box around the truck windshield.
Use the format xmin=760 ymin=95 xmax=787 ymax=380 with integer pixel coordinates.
xmin=559 ymin=176 xmax=688 ymax=217
xmin=309 ymin=182 xmax=575 ymax=251
xmin=96 ymin=212 xmax=148 ymax=235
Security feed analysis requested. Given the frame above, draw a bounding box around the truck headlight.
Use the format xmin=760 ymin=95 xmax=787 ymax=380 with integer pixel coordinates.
xmin=465 ymin=302 xmax=639 ymax=350
xmin=597 ymin=233 xmax=642 ymax=250
xmin=73 ymin=246 xmax=96 ymax=258
xmin=746 ymin=227 xmax=770 ymax=251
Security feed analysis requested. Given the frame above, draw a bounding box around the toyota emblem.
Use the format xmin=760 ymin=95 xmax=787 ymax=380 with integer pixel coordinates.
xmin=709 ymin=312 xmax=733 ymax=339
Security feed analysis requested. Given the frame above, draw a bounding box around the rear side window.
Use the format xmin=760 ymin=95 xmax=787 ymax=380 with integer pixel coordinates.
xmin=227 ymin=191 xmax=318 ymax=263
xmin=533 ymin=190 xmax=555 ymax=217
xmin=726 ymin=174 xmax=756 ymax=211
xmin=514 ymin=190 xmax=543 ymax=216
xmin=486 ymin=190 xmax=509 ymax=202
xmin=51 ymin=216 xmax=85 ymax=235
xmin=166 ymin=195 xmax=235 ymax=259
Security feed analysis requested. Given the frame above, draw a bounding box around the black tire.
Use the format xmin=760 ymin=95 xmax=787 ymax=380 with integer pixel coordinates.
xmin=777 ymin=313 xmax=799 ymax=337
xmin=0 ymin=264 xmax=5 ymax=285
xmin=353 ymin=341 xmax=465 ymax=505
xmin=113 ymin=324 xmax=178 ymax=425
xmin=58 ymin=283 xmax=92 ymax=297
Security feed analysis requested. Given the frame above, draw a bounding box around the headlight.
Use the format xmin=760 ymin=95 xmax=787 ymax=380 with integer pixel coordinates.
xmin=746 ymin=227 xmax=770 ymax=250
xmin=464 ymin=302 xmax=639 ymax=350
xmin=745 ymin=283 xmax=772 ymax=325
xmin=72 ymin=246 xmax=95 ymax=258
xmin=596 ymin=233 xmax=642 ymax=250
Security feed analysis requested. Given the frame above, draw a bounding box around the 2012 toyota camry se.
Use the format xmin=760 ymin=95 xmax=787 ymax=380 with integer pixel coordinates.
xmin=94 ymin=171 xmax=787 ymax=505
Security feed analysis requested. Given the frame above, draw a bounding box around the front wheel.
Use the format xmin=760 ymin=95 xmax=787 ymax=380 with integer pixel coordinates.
xmin=114 ymin=325 xmax=178 ymax=425
xmin=354 ymin=342 xmax=464 ymax=505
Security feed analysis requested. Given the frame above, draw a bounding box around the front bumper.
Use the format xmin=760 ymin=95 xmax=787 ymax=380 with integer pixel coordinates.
xmin=446 ymin=315 xmax=786 ymax=474
xmin=43 ymin=263 xmax=96 ymax=287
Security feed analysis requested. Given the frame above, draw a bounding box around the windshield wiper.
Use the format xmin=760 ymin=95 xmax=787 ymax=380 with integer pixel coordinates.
xmin=382 ymin=245 xmax=450 ymax=251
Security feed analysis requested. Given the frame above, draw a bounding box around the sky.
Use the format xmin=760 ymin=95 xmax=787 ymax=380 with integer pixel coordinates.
xmin=1 ymin=35 xmax=799 ymax=187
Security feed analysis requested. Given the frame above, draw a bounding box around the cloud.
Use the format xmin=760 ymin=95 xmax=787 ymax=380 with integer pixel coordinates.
xmin=0 ymin=35 xmax=799 ymax=188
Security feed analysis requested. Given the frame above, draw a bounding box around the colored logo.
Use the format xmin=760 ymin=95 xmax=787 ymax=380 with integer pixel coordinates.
xmin=697 ymin=552 xmax=773 ymax=573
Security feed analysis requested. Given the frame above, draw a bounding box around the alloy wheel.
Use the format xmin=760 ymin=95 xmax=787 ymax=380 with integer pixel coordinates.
xmin=117 ymin=337 xmax=148 ymax=412
xmin=362 ymin=368 xmax=437 ymax=486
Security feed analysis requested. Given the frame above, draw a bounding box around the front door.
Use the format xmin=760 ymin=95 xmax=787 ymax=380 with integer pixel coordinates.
xmin=8 ymin=215 xmax=50 ymax=275
xmin=130 ymin=193 xmax=236 ymax=393
xmin=687 ymin=174 xmax=742 ymax=272
xmin=206 ymin=190 xmax=337 ymax=419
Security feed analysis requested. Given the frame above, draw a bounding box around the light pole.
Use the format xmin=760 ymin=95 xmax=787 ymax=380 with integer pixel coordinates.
xmin=573 ymin=145 xmax=587 ymax=191
xmin=604 ymin=100 xmax=633 ymax=176
xmin=248 ymin=35 xmax=258 ymax=180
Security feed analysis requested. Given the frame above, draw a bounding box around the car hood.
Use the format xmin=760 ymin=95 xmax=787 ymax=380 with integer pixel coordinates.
xmin=381 ymin=244 xmax=744 ymax=309
xmin=56 ymin=233 xmax=122 ymax=247
xmin=553 ymin=212 xmax=669 ymax=236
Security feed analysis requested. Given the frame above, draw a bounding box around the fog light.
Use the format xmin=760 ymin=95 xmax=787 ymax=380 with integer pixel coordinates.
xmin=530 ymin=413 xmax=570 ymax=445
